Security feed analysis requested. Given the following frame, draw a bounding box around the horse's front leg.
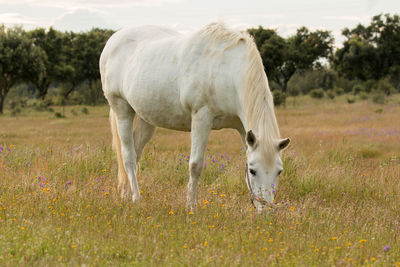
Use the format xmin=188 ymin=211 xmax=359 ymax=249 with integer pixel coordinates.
xmin=187 ymin=108 xmax=213 ymax=210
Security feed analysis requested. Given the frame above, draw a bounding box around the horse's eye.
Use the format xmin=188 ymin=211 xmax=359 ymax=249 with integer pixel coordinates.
xmin=249 ymin=169 xmax=256 ymax=176
xmin=277 ymin=170 xmax=283 ymax=176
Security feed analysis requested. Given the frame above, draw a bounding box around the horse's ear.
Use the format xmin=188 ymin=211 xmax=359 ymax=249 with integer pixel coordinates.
xmin=278 ymin=138 xmax=290 ymax=151
xmin=246 ymin=130 xmax=257 ymax=148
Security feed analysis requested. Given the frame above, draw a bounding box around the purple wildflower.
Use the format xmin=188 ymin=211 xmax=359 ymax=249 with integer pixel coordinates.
xmin=383 ymin=245 xmax=390 ymax=252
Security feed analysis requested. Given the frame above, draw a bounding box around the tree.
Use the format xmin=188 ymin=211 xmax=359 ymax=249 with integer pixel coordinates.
xmin=65 ymin=29 xmax=114 ymax=99
xmin=333 ymin=37 xmax=379 ymax=80
xmin=334 ymin=14 xmax=400 ymax=82
xmin=249 ymin=26 xmax=334 ymax=92
xmin=0 ymin=25 xmax=45 ymax=114
xmin=28 ymin=27 xmax=73 ymax=99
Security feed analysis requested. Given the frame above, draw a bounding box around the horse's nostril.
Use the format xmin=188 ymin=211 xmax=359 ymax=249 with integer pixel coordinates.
xmin=278 ymin=170 xmax=283 ymax=176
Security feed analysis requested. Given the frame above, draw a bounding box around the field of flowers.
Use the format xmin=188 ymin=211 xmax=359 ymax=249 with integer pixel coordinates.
xmin=1 ymin=95 xmax=400 ymax=266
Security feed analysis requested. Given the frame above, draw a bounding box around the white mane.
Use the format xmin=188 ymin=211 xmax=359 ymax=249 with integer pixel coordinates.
xmin=196 ymin=22 xmax=281 ymax=164
xmin=242 ymin=34 xmax=281 ymax=165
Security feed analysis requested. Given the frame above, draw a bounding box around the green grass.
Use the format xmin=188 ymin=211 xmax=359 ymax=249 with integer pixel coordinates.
xmin=1 ymin=95 xmax=400 ymax=266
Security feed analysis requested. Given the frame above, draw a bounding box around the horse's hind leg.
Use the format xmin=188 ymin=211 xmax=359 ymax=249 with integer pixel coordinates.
xmin=109 ymin=96 xmax=141 ymax=203
xmin=187 ymin=108 xmax=213 ymax=210
xmin=134 ymin=118 xmax=156 ymax=174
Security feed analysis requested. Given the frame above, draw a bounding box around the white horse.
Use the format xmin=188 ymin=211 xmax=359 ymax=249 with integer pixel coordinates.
xmin=99 ymin=22 xmax=290 ymax=211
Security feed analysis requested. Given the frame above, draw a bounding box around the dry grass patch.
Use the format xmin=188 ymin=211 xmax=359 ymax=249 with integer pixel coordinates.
xmin=1 ymin=96 xmax=400 ymax=265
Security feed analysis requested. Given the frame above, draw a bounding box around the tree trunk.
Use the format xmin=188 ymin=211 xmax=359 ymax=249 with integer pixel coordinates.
xmin=0 ymin=86 xmax=10 ymax=114
xmin=63 ymin=84 xmax=76 ymax=99
xmin=0 ymin=93 xmax=4 ymax=114
xmin=37 ymin=80 xmax=50 ymax=100
xmin=282 ymin=79 xmax=288 ymax=93
xmin=38 ymin=86 xmax=49 ymax=100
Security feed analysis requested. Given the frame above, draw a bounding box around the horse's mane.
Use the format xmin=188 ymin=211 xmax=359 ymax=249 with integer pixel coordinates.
xmin=197 ymin=22 xmax=281 ymax=164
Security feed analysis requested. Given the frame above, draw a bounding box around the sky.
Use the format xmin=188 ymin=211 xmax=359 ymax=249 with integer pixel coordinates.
xmin=0 ymin=0 xmax=399 ymax=46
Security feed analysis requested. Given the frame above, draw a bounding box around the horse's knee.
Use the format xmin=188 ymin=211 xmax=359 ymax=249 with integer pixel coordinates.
xmin=190 ymin=161 xmax=203 ymax=178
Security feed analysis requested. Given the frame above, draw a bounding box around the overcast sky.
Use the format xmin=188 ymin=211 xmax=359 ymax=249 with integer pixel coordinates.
xmin=0 ymin=0 xmax=399 ymax=46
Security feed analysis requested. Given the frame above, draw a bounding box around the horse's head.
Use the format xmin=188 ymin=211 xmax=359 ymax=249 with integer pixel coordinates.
xmin=245 ymin=130 xmax=290 ymax=212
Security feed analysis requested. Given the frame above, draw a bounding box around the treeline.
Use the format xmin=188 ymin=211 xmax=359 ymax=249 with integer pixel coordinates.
xmin=0 ymin=26 xmax=114 ymax=113
xmin=1 ymin=14 xmax=399 ymax=114
xmin=247 ymin=13 xmax=400 ymax=105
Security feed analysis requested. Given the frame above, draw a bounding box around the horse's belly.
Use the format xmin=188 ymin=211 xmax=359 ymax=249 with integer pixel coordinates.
xmin=128 ymin=87 xmax=192 ymax=131
xmin=138 ymin=109 xmax=192 ymax=131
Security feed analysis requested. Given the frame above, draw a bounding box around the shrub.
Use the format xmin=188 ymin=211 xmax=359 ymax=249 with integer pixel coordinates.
xmin=10 ymin=107 xmax=21 ymax=117
xmin=272 ymin=90 xmax=286 ymax=106
xmin=377 ymin=79 xmax=395 ymax=96
xmin=335 ymin=76 xmax=356 ymax=93
xmin=54 ymin=112 xmax=65 ymax=118
xmin=364 ymin=79 xmax=377 ymax=93
xmin=288 ymin=87 xmax=300 ymax=97
xmin=326 ymin=90 xmax=335 ymax=99
xmin=309 ymin=88 xmax=324 ymax=99
xmin=33 ymin=97 xmax=53 ymax=111
xmin=81 ymin=107 xmax=89 ymax=114
xmin=352 ymin=84 xmax=365 ymax=95
xmin=359 ymin=92 xmax=368 ymax=100
xmin=333 ymin=87 xmax=344 ymax=95
xmin=287 ymin=69 xmax=337 ymax=95
xmin=372 ymin=91 xmax=386 ymax=104
xmin=347 ymin=97 xmax=356 ymax=104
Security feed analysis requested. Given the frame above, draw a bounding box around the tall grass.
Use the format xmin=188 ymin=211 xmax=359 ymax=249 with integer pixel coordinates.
xmin=1 ymin=95 xmax=399 ymax=266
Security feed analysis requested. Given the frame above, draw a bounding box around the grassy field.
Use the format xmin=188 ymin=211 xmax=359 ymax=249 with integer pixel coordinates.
xmin=1 ymin=95 xmax=400 ymax=266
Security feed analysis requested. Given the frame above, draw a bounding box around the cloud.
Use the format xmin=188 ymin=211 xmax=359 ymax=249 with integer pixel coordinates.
xmin=52 ymin=8 xmax=119 ymax=31
xmin=322 ymin=15 xmax=369 ymax=23
xmin=270 ymin=23 xmax=301 ymax=36
xmin=0 ymin=0 xmax=182 ymax=9
xmin=0 ymin=13 xmax=49 ymax=28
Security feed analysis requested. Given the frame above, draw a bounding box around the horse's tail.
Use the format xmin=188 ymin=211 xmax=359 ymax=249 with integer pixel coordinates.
xmin=110 ymin=109 xmax=129 ymax=196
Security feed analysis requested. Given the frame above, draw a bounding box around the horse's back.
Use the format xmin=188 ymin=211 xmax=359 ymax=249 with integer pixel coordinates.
xmin=100 ymin=26 xmax=180 ymax=96
xmin=100 ymin=23 xmax=246 ymax=131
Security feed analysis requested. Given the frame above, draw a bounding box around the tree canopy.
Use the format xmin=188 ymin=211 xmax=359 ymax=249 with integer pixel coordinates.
xmin=0 ymin=13 xmax=399 ymax=113
xmin=248 ymin=26 xmax=334 ymax=92
xmin=333 ymin=14 xmax=400 ymax=81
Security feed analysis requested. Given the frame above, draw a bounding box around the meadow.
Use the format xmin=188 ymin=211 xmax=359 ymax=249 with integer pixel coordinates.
xmin=0 ymin=95 xmax=399 ymax=266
